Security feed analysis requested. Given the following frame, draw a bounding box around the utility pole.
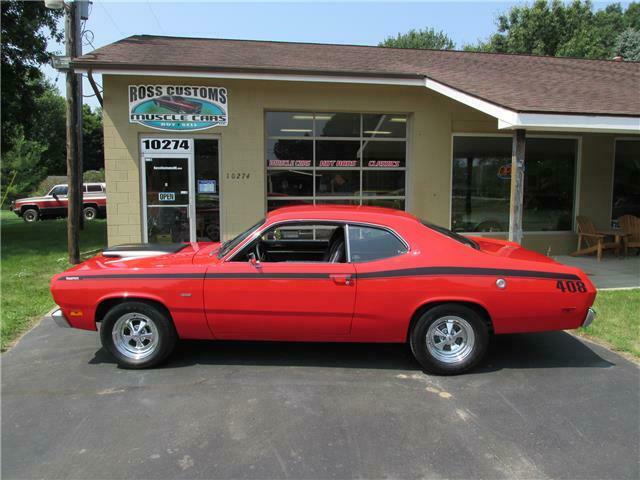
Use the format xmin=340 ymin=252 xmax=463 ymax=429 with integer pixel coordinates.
xmin=65 ymin=1 xmax=81 ymax=263
xmin=49 ymin=0 xmax=86 ymax=263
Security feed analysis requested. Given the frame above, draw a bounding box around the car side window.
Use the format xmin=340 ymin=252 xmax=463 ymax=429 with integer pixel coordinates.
xmin=231 ymin=222 xmax=346 ymax=263
xmin=86 ymin=185 xmax=103 ymax=193
xmin=50 ymin=186 xmax=68 ymax=197
xmin=347 ymin=225 xmax=407 ymax=262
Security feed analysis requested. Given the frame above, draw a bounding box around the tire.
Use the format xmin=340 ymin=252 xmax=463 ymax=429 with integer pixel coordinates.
xmin=409 ymin=303 xmax=489 ymax=375
xmin=100 ymin=301 xmax=177 ymax=369
xmin=22 ymin=208 xmax=39 ymax=223
xmin=83 ymin=206 xmax=98 ymax=221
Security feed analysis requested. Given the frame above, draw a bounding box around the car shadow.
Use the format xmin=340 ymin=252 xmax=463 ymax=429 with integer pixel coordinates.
xmin=89 ymin=331 xmax=615 ymax=372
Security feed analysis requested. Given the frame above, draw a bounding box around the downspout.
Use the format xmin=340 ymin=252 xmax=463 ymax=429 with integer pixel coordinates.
xmin=87 ymin=69 xmax=103 ymax=107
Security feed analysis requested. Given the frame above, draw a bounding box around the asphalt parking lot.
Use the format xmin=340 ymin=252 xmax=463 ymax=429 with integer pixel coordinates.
xmin=2 ymin=319 xmax=639 ymax=480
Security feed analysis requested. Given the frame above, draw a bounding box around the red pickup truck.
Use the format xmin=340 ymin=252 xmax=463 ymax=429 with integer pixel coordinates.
xmin=11 ymin=183 xmax=107 ymax=223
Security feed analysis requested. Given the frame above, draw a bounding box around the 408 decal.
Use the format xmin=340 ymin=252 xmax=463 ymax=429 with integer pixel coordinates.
xmin=556 ymin=280 xmax=587 ymax=293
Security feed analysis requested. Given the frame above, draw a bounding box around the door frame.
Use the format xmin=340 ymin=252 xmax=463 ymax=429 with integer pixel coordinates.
xmin=140 ymin=152 xmax=195 ymax=242
xmin=139 ymin=134 xmax=222 ymax=243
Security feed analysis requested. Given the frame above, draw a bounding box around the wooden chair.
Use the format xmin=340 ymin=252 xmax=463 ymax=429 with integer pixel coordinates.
xmin=618 ymin=215 xmax=640 ymax=255
xmin=571 ymin=216 xmax=620 ymax=261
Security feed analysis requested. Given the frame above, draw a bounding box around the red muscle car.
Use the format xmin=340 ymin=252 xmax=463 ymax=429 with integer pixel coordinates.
xmin=153 ymin=96 xmax=202 ymax=114
xmin=12 ymin=183 xmax=107 ymax=223
xmin=49 ymin=206 xmax=596 ymax=374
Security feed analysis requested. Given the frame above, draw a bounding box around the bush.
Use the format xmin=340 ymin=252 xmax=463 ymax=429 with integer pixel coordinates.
xmin=83 ymin=169 xmax=105 ymax=183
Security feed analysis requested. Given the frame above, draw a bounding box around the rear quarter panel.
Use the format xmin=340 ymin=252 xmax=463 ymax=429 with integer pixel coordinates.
xmin=351 ymin=224 xmax=596 ymax=340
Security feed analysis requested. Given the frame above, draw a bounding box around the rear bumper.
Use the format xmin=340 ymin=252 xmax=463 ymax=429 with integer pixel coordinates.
xmin=582 ymin=308 xmax=596 ymax=328
xmin=45 ymin=307 xmax=71 ymax=328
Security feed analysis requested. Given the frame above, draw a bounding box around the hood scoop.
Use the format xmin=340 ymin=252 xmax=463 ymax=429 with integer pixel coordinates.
xmin=102 ymin=243 xmax=188 ymax=259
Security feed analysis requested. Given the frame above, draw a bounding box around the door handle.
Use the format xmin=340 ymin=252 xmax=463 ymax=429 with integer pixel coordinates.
xmin=330 ymin=274 xmax=353 ymax=286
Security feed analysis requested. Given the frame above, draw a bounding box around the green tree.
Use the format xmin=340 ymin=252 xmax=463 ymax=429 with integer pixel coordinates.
xmin=465 ymin=0 xmax=640 ymax=60
xmin=380 ymin=27 xmax=455 ymax=50
xmin=29 ymin=81 xmax=67 ymax=175
xmin=83 ymin=105 xmax=104 ymax=172
xmin=1 ymin=132 xmax=47 ymax=205
xmin=615 ymin=28 xmax=640 ymax=60
xmin=1 ymin=0 xmax=63 ymax=153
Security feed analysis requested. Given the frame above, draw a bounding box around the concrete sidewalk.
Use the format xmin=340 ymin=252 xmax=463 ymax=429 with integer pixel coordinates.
xmin=554 ymin=254 xmax=640 ymax=289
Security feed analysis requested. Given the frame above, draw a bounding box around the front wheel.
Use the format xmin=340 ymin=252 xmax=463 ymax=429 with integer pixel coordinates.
xmin=410 ymin=304 xmax=489 ymax=375
xmin=100 ymin=301 xmax=177 ymax=369
xmin=22 ymin=208 xmax=39 ymax=223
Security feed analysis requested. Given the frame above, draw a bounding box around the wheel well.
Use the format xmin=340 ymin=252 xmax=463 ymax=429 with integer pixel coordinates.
xmin=406 ymin=300 xmax=494 ymax=341
xmin=95 ymin=297 xmax=174 ymax=326
xmin=83 ymin=203 xmax=98 ymax=209
xmin=21 ymin=205 xmax=39 ymax=212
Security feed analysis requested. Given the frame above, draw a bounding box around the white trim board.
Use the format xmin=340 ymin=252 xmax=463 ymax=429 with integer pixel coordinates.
xmin=77 ymin=68 xmax=640 ymax=134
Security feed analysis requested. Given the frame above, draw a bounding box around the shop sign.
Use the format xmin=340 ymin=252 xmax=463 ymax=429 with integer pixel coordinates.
xmin=129 ymin=85 xmax=228 ymax=131
xmin=158 ymin=192 xmax=176 ymax=202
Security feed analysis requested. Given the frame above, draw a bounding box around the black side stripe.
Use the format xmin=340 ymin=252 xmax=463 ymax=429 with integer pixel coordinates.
xmin=357 ymin=267 xmax=580 ymax=281
xmin=206 ymin=272 xmax=329 ymax=279
xmin=59 ymin=267 xmax=579 ymax=281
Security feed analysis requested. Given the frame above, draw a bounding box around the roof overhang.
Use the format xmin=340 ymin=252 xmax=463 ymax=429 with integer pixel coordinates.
xmin=76 ymin=66 xmax=640 ymax=134
xmin=424 ymin=77 xmax=640 ymax=134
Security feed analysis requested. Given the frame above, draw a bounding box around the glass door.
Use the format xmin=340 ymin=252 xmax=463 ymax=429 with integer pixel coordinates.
xmin=143 ymin=155 xmax=193 ymax=243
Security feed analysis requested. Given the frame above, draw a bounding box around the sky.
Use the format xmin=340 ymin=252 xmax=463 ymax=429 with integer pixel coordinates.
xmin=43 ymin=0 xmax=631 ymax=108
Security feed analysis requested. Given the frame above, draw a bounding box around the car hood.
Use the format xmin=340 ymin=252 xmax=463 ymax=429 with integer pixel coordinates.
xmin=14 ymin=196 xmax=52 ymax=203
xmin=55 ymin=242 xmax=221 ymax=277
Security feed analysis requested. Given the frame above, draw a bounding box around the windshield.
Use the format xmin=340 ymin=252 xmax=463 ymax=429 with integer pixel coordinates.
xmin=421 ymin=221 xmax=479 ymax=250
xmin=216 ymin=219 xmax=265 ymax=258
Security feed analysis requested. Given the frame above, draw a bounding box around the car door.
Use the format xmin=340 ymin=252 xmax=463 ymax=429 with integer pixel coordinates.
xmin=49 ymin=185 xmax=69 ymax=216
xmin=203 ymin=223 xmax=356 ymax=340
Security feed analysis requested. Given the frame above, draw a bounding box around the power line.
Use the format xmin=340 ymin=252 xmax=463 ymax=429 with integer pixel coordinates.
xmin=99 ymin=1 xmax=125 ymax=37
xmin=146 ymin=0 xmax=166 ymax=35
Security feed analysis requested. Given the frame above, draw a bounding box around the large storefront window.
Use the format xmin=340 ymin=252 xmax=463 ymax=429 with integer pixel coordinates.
xmin=451 ymin=136 xmax=577 ymax=232
xmin=612 ymin=139 xmax=640 ymax=222
xmin=266 ymin=112 xmax=407 ymax=211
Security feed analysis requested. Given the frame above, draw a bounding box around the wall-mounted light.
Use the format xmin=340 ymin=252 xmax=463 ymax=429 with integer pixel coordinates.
xmin=390 ymin=117 xmax=407 ymax=123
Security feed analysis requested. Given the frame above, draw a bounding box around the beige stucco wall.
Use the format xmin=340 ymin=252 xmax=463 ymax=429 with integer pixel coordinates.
xmin=102 ymin=74 xmax=634 ymax=254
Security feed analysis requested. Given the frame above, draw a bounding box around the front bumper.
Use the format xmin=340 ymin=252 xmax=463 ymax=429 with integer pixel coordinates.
xmin=582 ymin=308 xmax=596 ymax=328
xmin=45 ymin=307 xmax=71 ymax=328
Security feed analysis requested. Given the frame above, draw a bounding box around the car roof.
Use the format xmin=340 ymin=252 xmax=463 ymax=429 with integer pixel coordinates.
xmin=266 ymin=205 xmax=419 ymax=224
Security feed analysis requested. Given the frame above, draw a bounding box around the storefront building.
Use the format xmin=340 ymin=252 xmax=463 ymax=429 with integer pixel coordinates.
xmin=72 ymin=36 xmax=640 ymax=254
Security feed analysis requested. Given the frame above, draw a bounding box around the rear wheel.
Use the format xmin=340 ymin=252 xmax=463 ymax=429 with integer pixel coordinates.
xmin=22 ymin=208 xmax=39 ymax=223
xmin=410 ymin=303 xmax=489 ymax=375
xmin=83 ymin=206 xmax=98 ymax=221
xmin=100 ymin=301 xmax=177 ymax=369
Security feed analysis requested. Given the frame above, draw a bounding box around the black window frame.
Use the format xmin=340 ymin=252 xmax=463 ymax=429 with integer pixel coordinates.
xmin=265 ymin=111 xmax=408 ymax=213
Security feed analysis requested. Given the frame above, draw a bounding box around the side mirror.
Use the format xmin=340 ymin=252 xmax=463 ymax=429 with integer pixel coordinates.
xmin=248 ymin=252 xmax=261 ymax=269
xmin=52 ymin=193 xmax=58 ymax=200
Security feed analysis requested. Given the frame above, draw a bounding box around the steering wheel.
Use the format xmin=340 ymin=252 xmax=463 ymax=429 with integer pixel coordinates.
xmin=254 ymin=241 xmax=264 ymax=262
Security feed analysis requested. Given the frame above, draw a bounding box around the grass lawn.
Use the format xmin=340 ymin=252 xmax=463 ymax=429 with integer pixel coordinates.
xmin=578 ymin=289 xmax=640 ymax=358
xmin=1 ymin=209 xmax=106 ymax=350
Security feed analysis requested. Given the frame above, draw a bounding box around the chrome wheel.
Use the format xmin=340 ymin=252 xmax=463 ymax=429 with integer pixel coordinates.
xmin=426 ymin=315 xmax=475 ymax=364
xmin=112 ymin=313 xmax=158 ymax=360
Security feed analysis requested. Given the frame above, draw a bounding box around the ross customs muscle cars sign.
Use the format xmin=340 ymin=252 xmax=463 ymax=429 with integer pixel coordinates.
xmin=129 ymin=85 xmax=228 ymax=131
